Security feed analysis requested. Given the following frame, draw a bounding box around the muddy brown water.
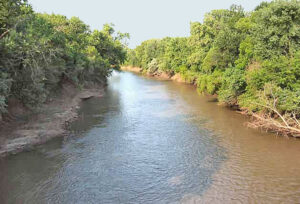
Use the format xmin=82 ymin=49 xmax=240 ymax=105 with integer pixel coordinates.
xmin=1 ymin=71 xmax=300 ymax=204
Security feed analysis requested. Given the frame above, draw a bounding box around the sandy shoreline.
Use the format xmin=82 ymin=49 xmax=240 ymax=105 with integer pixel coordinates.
xmin=0 ymin=84 xmax=104 ymax=157
xmin=121 ymin=66 xmax=186 ymax=83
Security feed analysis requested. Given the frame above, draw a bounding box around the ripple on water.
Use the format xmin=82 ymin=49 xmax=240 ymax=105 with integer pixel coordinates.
xmin=1 ymin=71 xmax=300 ymax=203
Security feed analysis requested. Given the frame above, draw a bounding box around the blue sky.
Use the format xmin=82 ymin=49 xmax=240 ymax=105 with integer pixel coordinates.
xmin=28 ymin=0 xmax=270 ymax=48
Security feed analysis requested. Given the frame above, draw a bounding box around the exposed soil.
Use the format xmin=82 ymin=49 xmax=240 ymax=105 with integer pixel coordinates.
xmin=121 ymin=66 xmax=186 ymax=83
xmin=0 ymin=82 xmax=104 ymax=157
xmin=120 ymin=66 xmax=143 ymax=73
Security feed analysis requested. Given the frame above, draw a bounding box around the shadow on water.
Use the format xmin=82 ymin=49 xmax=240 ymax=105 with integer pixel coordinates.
xmin=1 ymin=71 xmax=300 ymax=203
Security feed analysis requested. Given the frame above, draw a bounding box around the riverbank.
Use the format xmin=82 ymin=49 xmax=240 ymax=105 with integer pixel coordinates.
xmin=121 ymin=66 xmax=300 ymax=137
xmin=121 ymin=66 xmax=186 ymax=83
xmin=0 ymin=83 xmax=104 ymax=157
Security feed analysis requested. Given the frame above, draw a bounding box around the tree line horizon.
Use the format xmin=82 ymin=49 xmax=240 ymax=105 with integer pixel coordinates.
xmin=0 ymin=0 xmax=299 ymax=135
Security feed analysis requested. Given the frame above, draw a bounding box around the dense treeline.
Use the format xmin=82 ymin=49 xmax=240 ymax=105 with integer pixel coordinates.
xmin=0 ymin=0 xmax=128 ymax=115
xmin=126 ymin=0 xmax=300 ymax=135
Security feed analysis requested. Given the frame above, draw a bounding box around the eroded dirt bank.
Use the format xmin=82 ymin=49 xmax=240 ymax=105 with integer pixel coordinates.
xmin=121 ymin=66 xmax=186 ymax=83
xmin=0 ymin=83 xmax=104 ymax=157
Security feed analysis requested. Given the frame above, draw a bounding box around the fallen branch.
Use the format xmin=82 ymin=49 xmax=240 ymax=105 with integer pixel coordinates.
xmin=243 ymin=110 xmax=300 ymax=137
xmin=0 ymin=30 xmax=10 ymax=40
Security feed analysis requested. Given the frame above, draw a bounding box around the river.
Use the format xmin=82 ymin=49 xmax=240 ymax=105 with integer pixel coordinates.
xmin=1 ymin=71 xmax=300 ymax=203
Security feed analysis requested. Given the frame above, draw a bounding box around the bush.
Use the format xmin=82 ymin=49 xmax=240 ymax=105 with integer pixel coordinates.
xmin=0 ymin=1 xmax=128 ymax=114
xmin=218 ymin=68 xmax=246 ymax=105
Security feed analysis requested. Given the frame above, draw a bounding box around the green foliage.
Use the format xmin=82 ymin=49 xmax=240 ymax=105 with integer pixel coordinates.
xmin=180 ymin=70 xmax=198 ymax=84
xmin=0 ymin=0 xmax=32 ymax=36
xmin=127 ymin=37 xmax=190 ymax=73
xmin=218 ymin=68 xmax=246 ymax=105
xmin=0 ymin=0 xmax=128 ymax=114
xmin=239 ymin=83 xmax=300 ymax=115
xmin=251 ymin=0 xmax=300 ymax=59
xmin=201 ymin=47 xmax=219 ymax=73
xmin=126 ymin=0 xmax=300 ymax=118
xmin=0 ymin=72 xmax=11 ymax=113
xmin=196 ymin=70 xmax=223 ymax=94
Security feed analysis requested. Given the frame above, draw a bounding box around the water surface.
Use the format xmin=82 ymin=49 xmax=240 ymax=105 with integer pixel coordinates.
xmin=1 ymin=71 xmax=300 ymax=203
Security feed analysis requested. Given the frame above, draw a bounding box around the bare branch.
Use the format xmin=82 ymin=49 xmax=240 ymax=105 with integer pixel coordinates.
xmin=252 ymin=102 xmax=290 ymax=128
xmin=0 ymin=30 xmax=10 ymax=39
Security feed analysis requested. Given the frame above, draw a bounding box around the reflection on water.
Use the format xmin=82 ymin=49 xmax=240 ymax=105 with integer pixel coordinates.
xmin=0 ymin=71 xmax=300 ymax=203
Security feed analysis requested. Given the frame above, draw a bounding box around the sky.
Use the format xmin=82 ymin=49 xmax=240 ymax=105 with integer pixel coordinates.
xmin=28 ymin=0 xmax=269 ymax=48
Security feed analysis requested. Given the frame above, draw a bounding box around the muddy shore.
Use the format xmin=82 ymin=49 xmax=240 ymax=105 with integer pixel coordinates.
xmin=121 ymin=66 xmax=186 ymax=83
xmin=0 ymin=83 xmax=104 ymax=157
